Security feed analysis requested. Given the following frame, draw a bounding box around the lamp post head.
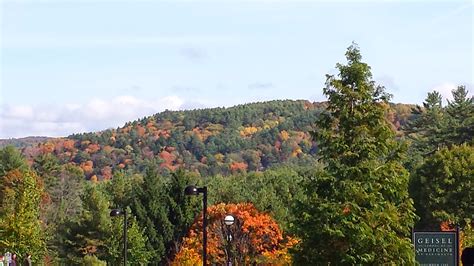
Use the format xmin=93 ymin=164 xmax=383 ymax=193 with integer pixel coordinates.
xmin=110 ymin=209 xmax=124 ymax=217
xmin=184 ymin=185 xmax=199 ymax=196
xmin=224 ymin=215 xmax=235 ymax=226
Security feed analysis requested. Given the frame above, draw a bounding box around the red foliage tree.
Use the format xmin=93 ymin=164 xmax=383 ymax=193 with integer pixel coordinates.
xmin=100 ymin=166 xmax=112 ymax=180
xmin=173 ymin=203 xmax=295 ymax=265
xmin=85 ymin=143 xmax=101 ymax=154
xmin=159 ymin=150 xmax=177 ymax=170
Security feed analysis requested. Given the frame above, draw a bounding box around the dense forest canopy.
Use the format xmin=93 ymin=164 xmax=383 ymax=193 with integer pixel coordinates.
xmin=1 ymin=100 xmax=414 ymax=181
xmin=0 ymin=44 xmax=472 ymax=265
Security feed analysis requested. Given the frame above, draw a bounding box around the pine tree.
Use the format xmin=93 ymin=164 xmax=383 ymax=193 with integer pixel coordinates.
xmin=164 ymin=170 xmax=200 ymax=261
xmin=0 ymin=146 xmax=28 ymax=177
xmin=131 ymin=167 xmax=172 ymax=262
xmin=405 ymin=91 xmax=448 ymax=157
xmin=445 ymin=85 xmax=473 ymax=145
xmin=404 ymin=86 xmax=472 ymax=162
xmin=293 ymin=43 xmax=416 ymax=264
xmin=131 ymin=168 xmax=200 ymax=263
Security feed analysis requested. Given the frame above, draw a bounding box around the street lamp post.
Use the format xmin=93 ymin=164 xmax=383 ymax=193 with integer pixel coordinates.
xmin=224 ymin=215 xmax=235 ymax=266
xmin=184 ymin=185 xmax=208 ymax=266
xmin=110 ymin=208 xmax=127 ymax=266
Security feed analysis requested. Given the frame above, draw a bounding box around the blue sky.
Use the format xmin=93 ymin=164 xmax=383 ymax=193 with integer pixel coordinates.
xmin=1 ymin=0 xmax=473 ymax=138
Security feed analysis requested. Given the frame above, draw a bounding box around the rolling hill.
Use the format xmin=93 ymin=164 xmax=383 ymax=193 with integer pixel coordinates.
xmin=3 ymin=100 xmax=415 ymax=180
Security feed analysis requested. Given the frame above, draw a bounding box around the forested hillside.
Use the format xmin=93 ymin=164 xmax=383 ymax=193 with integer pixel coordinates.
xmin=9 ymin=100 xmax=413 ymax=180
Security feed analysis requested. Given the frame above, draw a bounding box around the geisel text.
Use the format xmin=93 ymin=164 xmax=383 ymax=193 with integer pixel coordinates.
xmin=417 ymin=237 xmax=453 ymax=244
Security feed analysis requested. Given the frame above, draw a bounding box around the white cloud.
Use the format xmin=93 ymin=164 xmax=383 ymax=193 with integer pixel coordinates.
xmin=158 ymin=96 xmax=184 ymax=110
xmin=0 ymin=95 xmax=195 ymax=139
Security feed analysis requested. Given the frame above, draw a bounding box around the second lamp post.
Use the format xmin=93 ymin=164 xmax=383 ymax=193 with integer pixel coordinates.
xmin=184 ymin=185 xmax=208 ymax=266
xmin=224 ymin=215 xmax=235 ymax=266
xmin=110 ymin=208 xmax=127 ymax=266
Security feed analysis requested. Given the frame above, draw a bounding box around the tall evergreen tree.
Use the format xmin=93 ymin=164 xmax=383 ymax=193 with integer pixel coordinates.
xmin=404 ymin=86 xmax=472 ymax=162
xmin=131 ymin=167 xmax=172 ymax=263
xmin=405 ymin=91 xmax=448 ymax=157
xmin=293 ymin=43 xmax=416 ymax=264
xmin=0 ymin=146 xmax=28 ymax=177
xmin=445 ymin=85 xmax=474 ymax=145
xmin=131 ymin=168 xmax=200 ymax=264
xmin=164 ymin=170 xmax=201 ymax=261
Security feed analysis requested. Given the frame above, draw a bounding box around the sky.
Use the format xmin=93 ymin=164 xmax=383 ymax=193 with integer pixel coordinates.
xmin=0 ymin=0 xmax=473 ymax=139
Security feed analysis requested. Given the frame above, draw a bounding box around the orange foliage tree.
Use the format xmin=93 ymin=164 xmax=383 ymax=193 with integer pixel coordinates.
xmin=85 ymin=143 xmax=101 ymax=154
xmin=229 ymin=162 xmax=248 ymax=173
xmin=80 ymin=160 xmax=94 ymax=174
xmin=172 ymin=203 xmax=296 ymax=265
xmin=40 ymin=142 xmax=55 ymax=154
xmin=63 ymin=139 xmax=76 ymax=151
xmin=440 ymin=220 xmax=474 ymax=259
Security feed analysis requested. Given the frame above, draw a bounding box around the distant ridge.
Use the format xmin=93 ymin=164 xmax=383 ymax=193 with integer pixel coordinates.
xmin=0 ymin=136 xmax=53 ymax=148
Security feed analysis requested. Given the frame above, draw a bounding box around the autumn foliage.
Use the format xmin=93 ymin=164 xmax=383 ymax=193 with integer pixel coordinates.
xmin=440 ymin=220 xmax=474 ymax=258
xmin=172 ymin=203 xmax=296 ymax=265
xmin=229 ymin=161 xmax=248 ymax=173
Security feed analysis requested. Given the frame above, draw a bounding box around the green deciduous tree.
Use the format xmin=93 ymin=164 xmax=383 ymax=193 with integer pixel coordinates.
xmin=293 ymin=43 xmax=416 ymax=264
xmin=106 ymin=210 xmax=152 ymax=265
xmin=207 ymin=166 xmax=311 ymax=231
xmin=125 ymin=217 xmax=153 ymax=264
xmin=0 ymin=146 xmax=46 ymax=263
xmin=104 ymin=171 xmax=136 ymax=209
xmin=411 ymin=144 xmax=473 ymax=229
